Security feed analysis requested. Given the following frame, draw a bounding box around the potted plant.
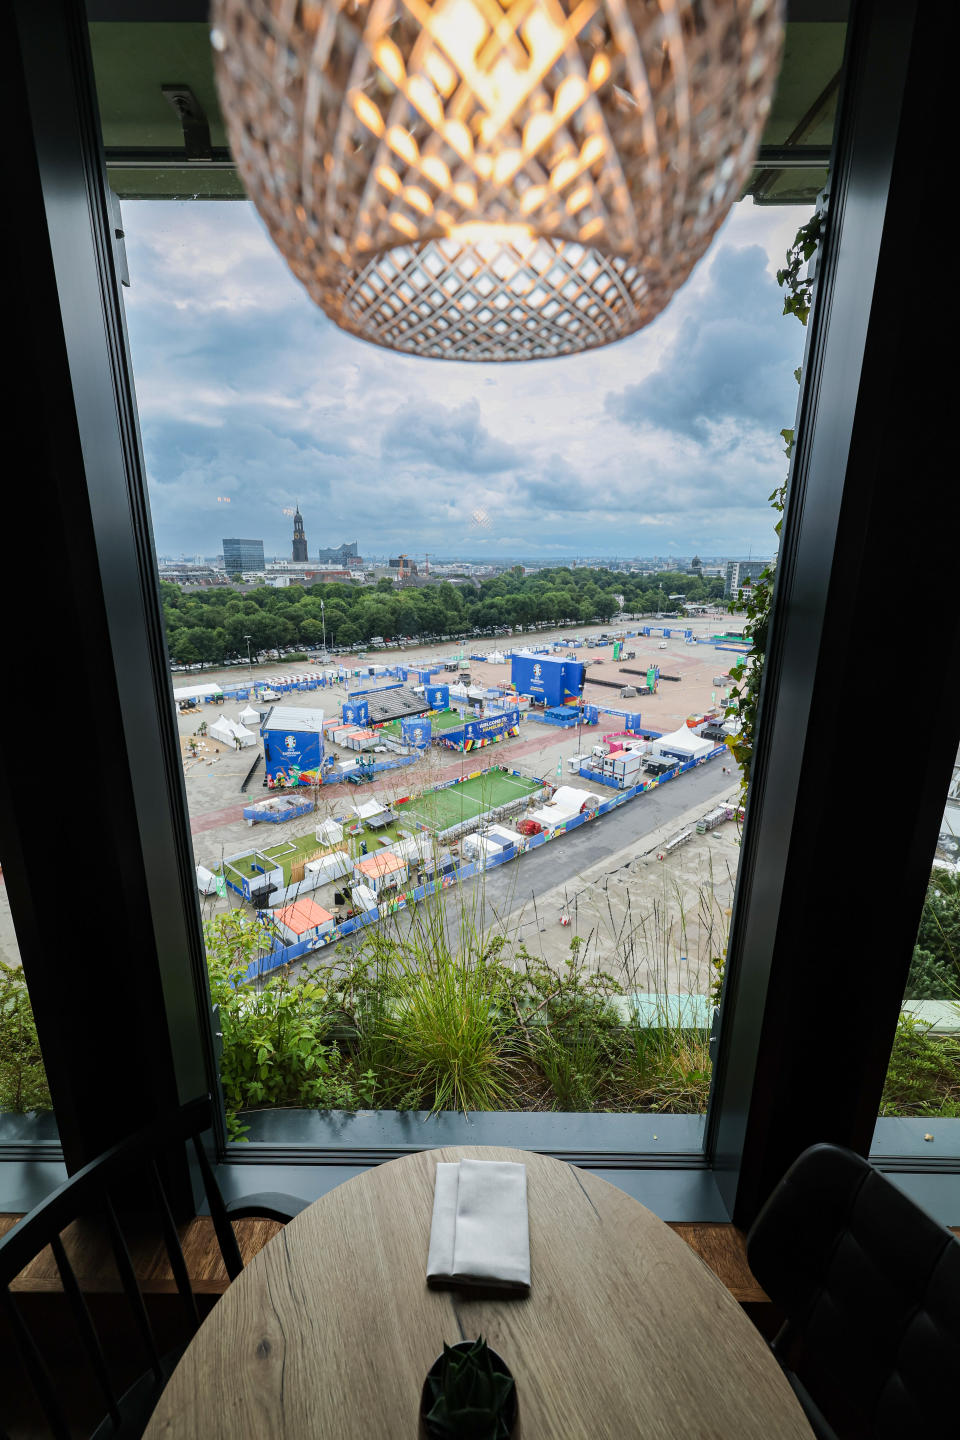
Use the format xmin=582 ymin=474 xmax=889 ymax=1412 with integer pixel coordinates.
xmin=421 ymin=1336 xmax=517 ymax=1439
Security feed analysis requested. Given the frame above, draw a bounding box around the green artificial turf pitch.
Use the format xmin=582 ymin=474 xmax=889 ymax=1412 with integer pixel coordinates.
xmin=395 ymin=770 xmax=539 ymax=834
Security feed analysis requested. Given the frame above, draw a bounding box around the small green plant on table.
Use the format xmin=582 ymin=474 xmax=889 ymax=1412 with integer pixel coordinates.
xmin=422 ymin=1336 xmax=515 ymax=1440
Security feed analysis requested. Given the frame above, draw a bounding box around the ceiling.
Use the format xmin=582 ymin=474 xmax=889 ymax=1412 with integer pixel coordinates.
xmin=88 ymin=3 xmax=846 ymax=204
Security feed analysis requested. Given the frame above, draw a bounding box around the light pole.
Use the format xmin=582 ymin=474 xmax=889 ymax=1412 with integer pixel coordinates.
xmin=244 ymin=634 xmax=252 ymax=681
xmin=320 ymin=598 xmax=326 ymax=657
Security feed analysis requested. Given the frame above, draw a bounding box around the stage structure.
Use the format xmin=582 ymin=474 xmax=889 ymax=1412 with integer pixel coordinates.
xmin=510 ymin=655 xmax=585 ymax=707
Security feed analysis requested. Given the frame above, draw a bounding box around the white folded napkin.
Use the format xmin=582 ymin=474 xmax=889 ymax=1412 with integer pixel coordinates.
xmin=427 ymin=1159 xmax=530 ymax=1294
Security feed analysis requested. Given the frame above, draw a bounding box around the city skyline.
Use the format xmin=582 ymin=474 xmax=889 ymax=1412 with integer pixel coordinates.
xmin=124 ymin=198 xmax=806 ymax=560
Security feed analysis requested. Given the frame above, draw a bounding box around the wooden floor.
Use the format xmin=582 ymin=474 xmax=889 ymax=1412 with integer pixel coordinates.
xmin=0 ymin=1212 xmax=767 ymax=1301
xmin=7 ymin=1205 xmax=957 ymax=1305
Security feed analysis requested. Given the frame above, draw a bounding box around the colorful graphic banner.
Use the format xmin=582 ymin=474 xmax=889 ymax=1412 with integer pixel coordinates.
xmin=402 ymin=717 xmax=431 ymax=747
xmin=460 ymin=708 xmax=521 ymax=741
xmin=263 ymin=725 xmax=324 ymax=787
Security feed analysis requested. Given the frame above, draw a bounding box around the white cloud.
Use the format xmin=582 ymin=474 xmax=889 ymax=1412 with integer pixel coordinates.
xmin=122 ymin=195 xmax=809 ymax=558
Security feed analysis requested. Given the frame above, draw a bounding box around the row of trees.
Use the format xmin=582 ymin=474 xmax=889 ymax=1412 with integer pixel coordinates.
xmin=160 ymin=567 xmax=725 ymax=668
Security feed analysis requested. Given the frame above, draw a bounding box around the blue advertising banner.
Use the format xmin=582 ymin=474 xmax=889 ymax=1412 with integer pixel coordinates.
xmin=402 ymin=717 xmax=431 ymax=747
xmin=461 ymin=708 xmax=521 ymax=741
xmin=341 ymin=699 xmax=369 ymax=726
xmin=584 ymin=704 xmax=599 ymax=725
xmin=426 ymin=684 xmax=449 ymax=709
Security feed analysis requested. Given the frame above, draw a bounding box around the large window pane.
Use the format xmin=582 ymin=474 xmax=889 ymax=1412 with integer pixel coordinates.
xmin=874 ymin=744 xmax=960 ymax=1157
xmin=89 ymin=10 xmax=837 ymax=1143
xmin=0 ymin=869 xmax=53 ymax=1127
xmin=115 ymin=188 xmax=811 ymax=1138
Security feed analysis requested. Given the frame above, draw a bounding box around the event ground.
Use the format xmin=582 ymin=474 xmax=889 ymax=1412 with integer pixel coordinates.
xmin=0 ymin=615 xmax=744 ymax=973
xmin=177 ymin=614 xmax=741 ymax=875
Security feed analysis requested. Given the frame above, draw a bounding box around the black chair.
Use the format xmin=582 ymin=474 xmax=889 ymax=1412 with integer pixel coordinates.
xmin=0 ymin=1094 xmax=308 ymax=1439
xmin=746 ymin=1143 xmax=960 ymax=1440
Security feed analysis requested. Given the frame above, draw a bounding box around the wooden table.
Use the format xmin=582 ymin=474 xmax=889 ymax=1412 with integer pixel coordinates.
xmin=145 ymin=1147 xmax=812 ymax=1439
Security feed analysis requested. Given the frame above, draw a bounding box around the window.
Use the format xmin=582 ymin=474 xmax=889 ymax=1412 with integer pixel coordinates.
xmin=4 ymin=0 xmax=956 ymax=1227
xmin=116 ymin=187 xmax=812 ymax=1147
xmin=873 ymin=750 xmax=960 ymax=1164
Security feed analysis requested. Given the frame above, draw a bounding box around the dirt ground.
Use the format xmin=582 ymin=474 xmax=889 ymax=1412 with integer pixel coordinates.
xmin=493 ymin=781 xmax=744 ymax=996
xmin=179 ymin=615 xmax=745 ymax=933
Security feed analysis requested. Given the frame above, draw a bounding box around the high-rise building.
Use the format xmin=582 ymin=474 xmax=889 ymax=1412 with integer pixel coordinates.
xmin=292 ymin=505 xmax=308 ymax=562
xmin=724 ymin=559 xmax=768 ymax=596
xmin=222 ymin=538 xmax=264 ymax=573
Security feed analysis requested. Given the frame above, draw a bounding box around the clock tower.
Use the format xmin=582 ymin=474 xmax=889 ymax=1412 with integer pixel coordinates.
xmin=292 ymin=504 xmax=308 ymax=562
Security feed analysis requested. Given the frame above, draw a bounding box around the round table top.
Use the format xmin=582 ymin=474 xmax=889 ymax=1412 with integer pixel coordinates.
xmin=145 ymin=1146 xmax=811 ymax=1439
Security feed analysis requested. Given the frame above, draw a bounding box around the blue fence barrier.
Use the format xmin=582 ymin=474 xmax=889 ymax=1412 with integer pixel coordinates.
xmin=322 ymin=752 xmax=418 ymax=784
xmin=349 ymin=681 xmax=405 ymax=698
xmin=241 ymin=797 xmax=314 ymax=824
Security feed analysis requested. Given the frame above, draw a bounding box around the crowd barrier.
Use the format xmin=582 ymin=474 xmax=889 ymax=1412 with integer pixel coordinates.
xmin=241 ymin=796 xmax=314 ymax=824
xmin=321 ymin=752 xmax=418 ymax=784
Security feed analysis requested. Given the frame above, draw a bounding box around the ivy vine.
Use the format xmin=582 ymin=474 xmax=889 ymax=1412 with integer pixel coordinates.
xmin=723 ymin=208 xmax=824 ymax=798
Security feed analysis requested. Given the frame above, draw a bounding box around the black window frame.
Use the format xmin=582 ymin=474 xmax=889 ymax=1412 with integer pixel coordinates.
xmin=2 ymin=0 xmax=959 ymax=1227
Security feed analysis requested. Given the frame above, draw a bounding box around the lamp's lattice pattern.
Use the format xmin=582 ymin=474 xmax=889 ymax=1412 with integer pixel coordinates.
xmin=212 ymin=0 xmax=784 ymax=361
xmin=339 ymin=231 xmax=657 ymax=361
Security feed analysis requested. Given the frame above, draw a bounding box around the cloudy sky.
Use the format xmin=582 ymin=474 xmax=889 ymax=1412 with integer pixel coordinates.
xmin=122 ymin=197 xmax=809 ymax=562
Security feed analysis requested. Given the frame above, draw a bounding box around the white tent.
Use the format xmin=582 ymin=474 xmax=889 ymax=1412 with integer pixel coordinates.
xmin=488 ymin=650 xmax=505 ymax=663
xmin=391 ymin=832 xmax=436 ymax=864
xmin=209 ymin=715 xmax=257 ymax=748
xmin=352 ymin=798 xmax=388 ymax=822
xmin=208 ymin=716 xmax=239 ymax=744
xmin=528 ymin=786 xmax=602 ymax=829
xmin=196 ymin=864 xmax=219 ymax=895
xmin=351 ymin=883 xmax=379 ymax=913
xmin=239 ymin=705 xmax=261 ymax=726
xmin=650 ymin=725 xmax=714 ymax=760
xmin=315 ymin=817 xmax=344 ymax=846
xmin=173 ymin=682 xmax=223 ymax=702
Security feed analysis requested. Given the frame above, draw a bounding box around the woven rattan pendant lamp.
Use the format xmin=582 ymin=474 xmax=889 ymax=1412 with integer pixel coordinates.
xmin=211 ymin=0 xmax=783 ymax=361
